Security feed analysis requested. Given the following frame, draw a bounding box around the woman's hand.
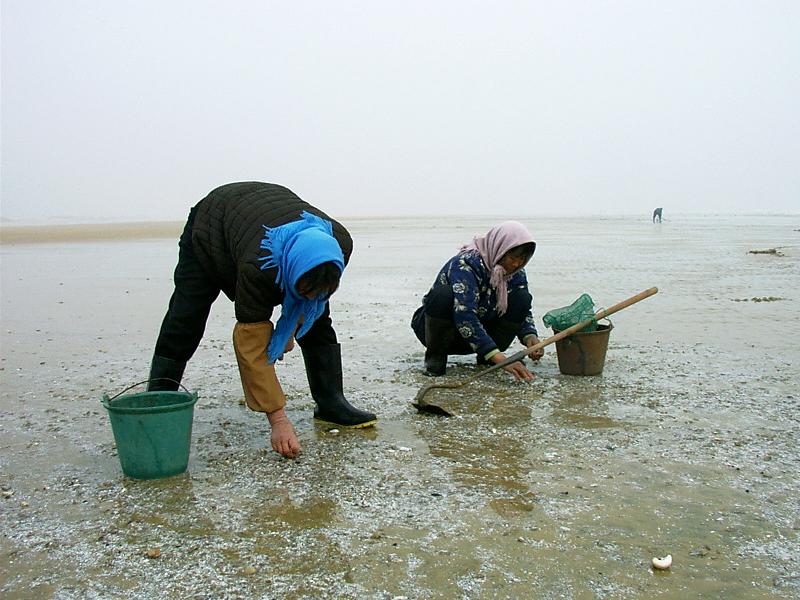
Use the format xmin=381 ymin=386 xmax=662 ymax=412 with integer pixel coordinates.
xmin=278 ymin=320 xmax=303 ymax=360
xmin=525 ymin=335 xmax=545 ymax=361
xmin=267 ymin=409 xmax=301 ymax=458
xmin=491 ymin=352 xmax=535 ymax=381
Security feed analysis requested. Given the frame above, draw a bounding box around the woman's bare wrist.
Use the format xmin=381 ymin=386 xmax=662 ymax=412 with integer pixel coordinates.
xmin=267 ymin=408 xmax=289 ymax=426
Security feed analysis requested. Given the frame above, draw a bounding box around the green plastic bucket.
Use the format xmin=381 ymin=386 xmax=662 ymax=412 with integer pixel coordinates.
xmin=102 ymin=384 xmax=198 ymax=480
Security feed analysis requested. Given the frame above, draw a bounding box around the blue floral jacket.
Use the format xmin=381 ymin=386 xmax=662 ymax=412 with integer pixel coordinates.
xmin=433 ymin=250 xmax=538 ymax=356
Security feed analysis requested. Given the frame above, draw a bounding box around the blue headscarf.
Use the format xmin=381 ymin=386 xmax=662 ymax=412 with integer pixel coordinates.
xmin=258 ymin=211 xmax=345 ymax=364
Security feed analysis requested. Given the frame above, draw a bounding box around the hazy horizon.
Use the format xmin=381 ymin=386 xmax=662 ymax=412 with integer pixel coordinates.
xmin=2 ymin=1 xmax=799 ymax=222
xmin=2 ymin=210 xmax=797 ymax=230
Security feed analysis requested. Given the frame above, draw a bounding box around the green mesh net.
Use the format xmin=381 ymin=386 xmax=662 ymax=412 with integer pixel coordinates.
xmin=543 ymin=293 xmax=597 ymax=333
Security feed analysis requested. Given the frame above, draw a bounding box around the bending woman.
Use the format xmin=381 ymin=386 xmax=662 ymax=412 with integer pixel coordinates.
xmin=148 ymin=182 xmax=376 ymax=460
xmin=411 ymin=221 xmax=544 ymax=380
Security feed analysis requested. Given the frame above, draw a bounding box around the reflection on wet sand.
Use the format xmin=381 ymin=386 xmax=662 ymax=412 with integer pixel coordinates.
xmin=421 ymin=382 xmax=535 ymax=515
xmin=549 ymin=380 xmax=628 ymax=429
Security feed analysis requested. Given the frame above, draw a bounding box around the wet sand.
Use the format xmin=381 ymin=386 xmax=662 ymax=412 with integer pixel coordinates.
xmin=1 ymin=214 xmax=798 ymax=598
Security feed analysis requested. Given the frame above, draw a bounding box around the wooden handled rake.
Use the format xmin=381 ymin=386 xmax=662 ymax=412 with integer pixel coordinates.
xmin=412 ymin=287 xmax=659 ymax=416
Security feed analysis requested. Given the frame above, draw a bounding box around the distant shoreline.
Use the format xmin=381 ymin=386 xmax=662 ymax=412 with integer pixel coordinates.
xmin=0 ymin=222 xmax=184 ymax=245
xmin=2 ymin=212 xmax=797 ymax=245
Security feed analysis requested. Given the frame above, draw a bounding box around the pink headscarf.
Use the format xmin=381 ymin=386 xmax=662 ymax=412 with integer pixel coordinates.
xmin=461 ymin=221 xmax=536 ymax=315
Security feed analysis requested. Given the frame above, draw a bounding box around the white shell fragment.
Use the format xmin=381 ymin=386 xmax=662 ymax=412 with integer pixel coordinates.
xmin=652 ymin=554 xmax=672 ymax=570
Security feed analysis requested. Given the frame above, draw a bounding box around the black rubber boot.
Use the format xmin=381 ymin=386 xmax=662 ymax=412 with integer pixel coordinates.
xmin=146 ymin=355 xmax=187 ymax=391
xmin=301 ymin=343 xmax=377 ymax=428
xmin=424 ymin=315 xmax=455 ymax=376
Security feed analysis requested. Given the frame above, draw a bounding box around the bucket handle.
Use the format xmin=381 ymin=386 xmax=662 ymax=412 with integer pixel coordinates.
xmin=587 ymin=306 xmax=612 ymax=330
xmin=560 ymin=315 xmax=612 ymax=338
xmin=104 ymin=379 xmax=192 ymax=403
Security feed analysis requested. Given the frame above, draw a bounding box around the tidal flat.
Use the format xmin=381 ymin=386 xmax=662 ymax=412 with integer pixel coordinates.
xmin=1 ymin=214 xmax=798 ymax=599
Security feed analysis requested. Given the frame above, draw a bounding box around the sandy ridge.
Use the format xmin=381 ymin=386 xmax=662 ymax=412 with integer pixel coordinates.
xmin=0 ymin=221 xmax=184 ymax=244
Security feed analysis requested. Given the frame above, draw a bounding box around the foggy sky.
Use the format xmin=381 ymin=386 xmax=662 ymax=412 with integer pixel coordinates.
xmin=2 ymin=1 xmax=798 ymax=223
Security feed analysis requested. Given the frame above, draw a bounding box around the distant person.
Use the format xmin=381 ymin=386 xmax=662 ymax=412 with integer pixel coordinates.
xmin=411 ymin=221 xmax=543 ymax=380
xmin=148 ymin=182 xmax=376 ymax=460
xmin=653 ymin=207 xmax=663 ymax=223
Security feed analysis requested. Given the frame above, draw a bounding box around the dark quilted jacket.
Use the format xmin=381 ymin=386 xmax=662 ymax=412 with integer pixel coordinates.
xmin=190 ymin=182 xmax=353 ymax=323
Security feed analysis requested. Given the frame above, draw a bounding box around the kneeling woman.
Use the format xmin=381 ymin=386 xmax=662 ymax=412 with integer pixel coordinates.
xmin=411 ymin=221 xmax=544 ymax=381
